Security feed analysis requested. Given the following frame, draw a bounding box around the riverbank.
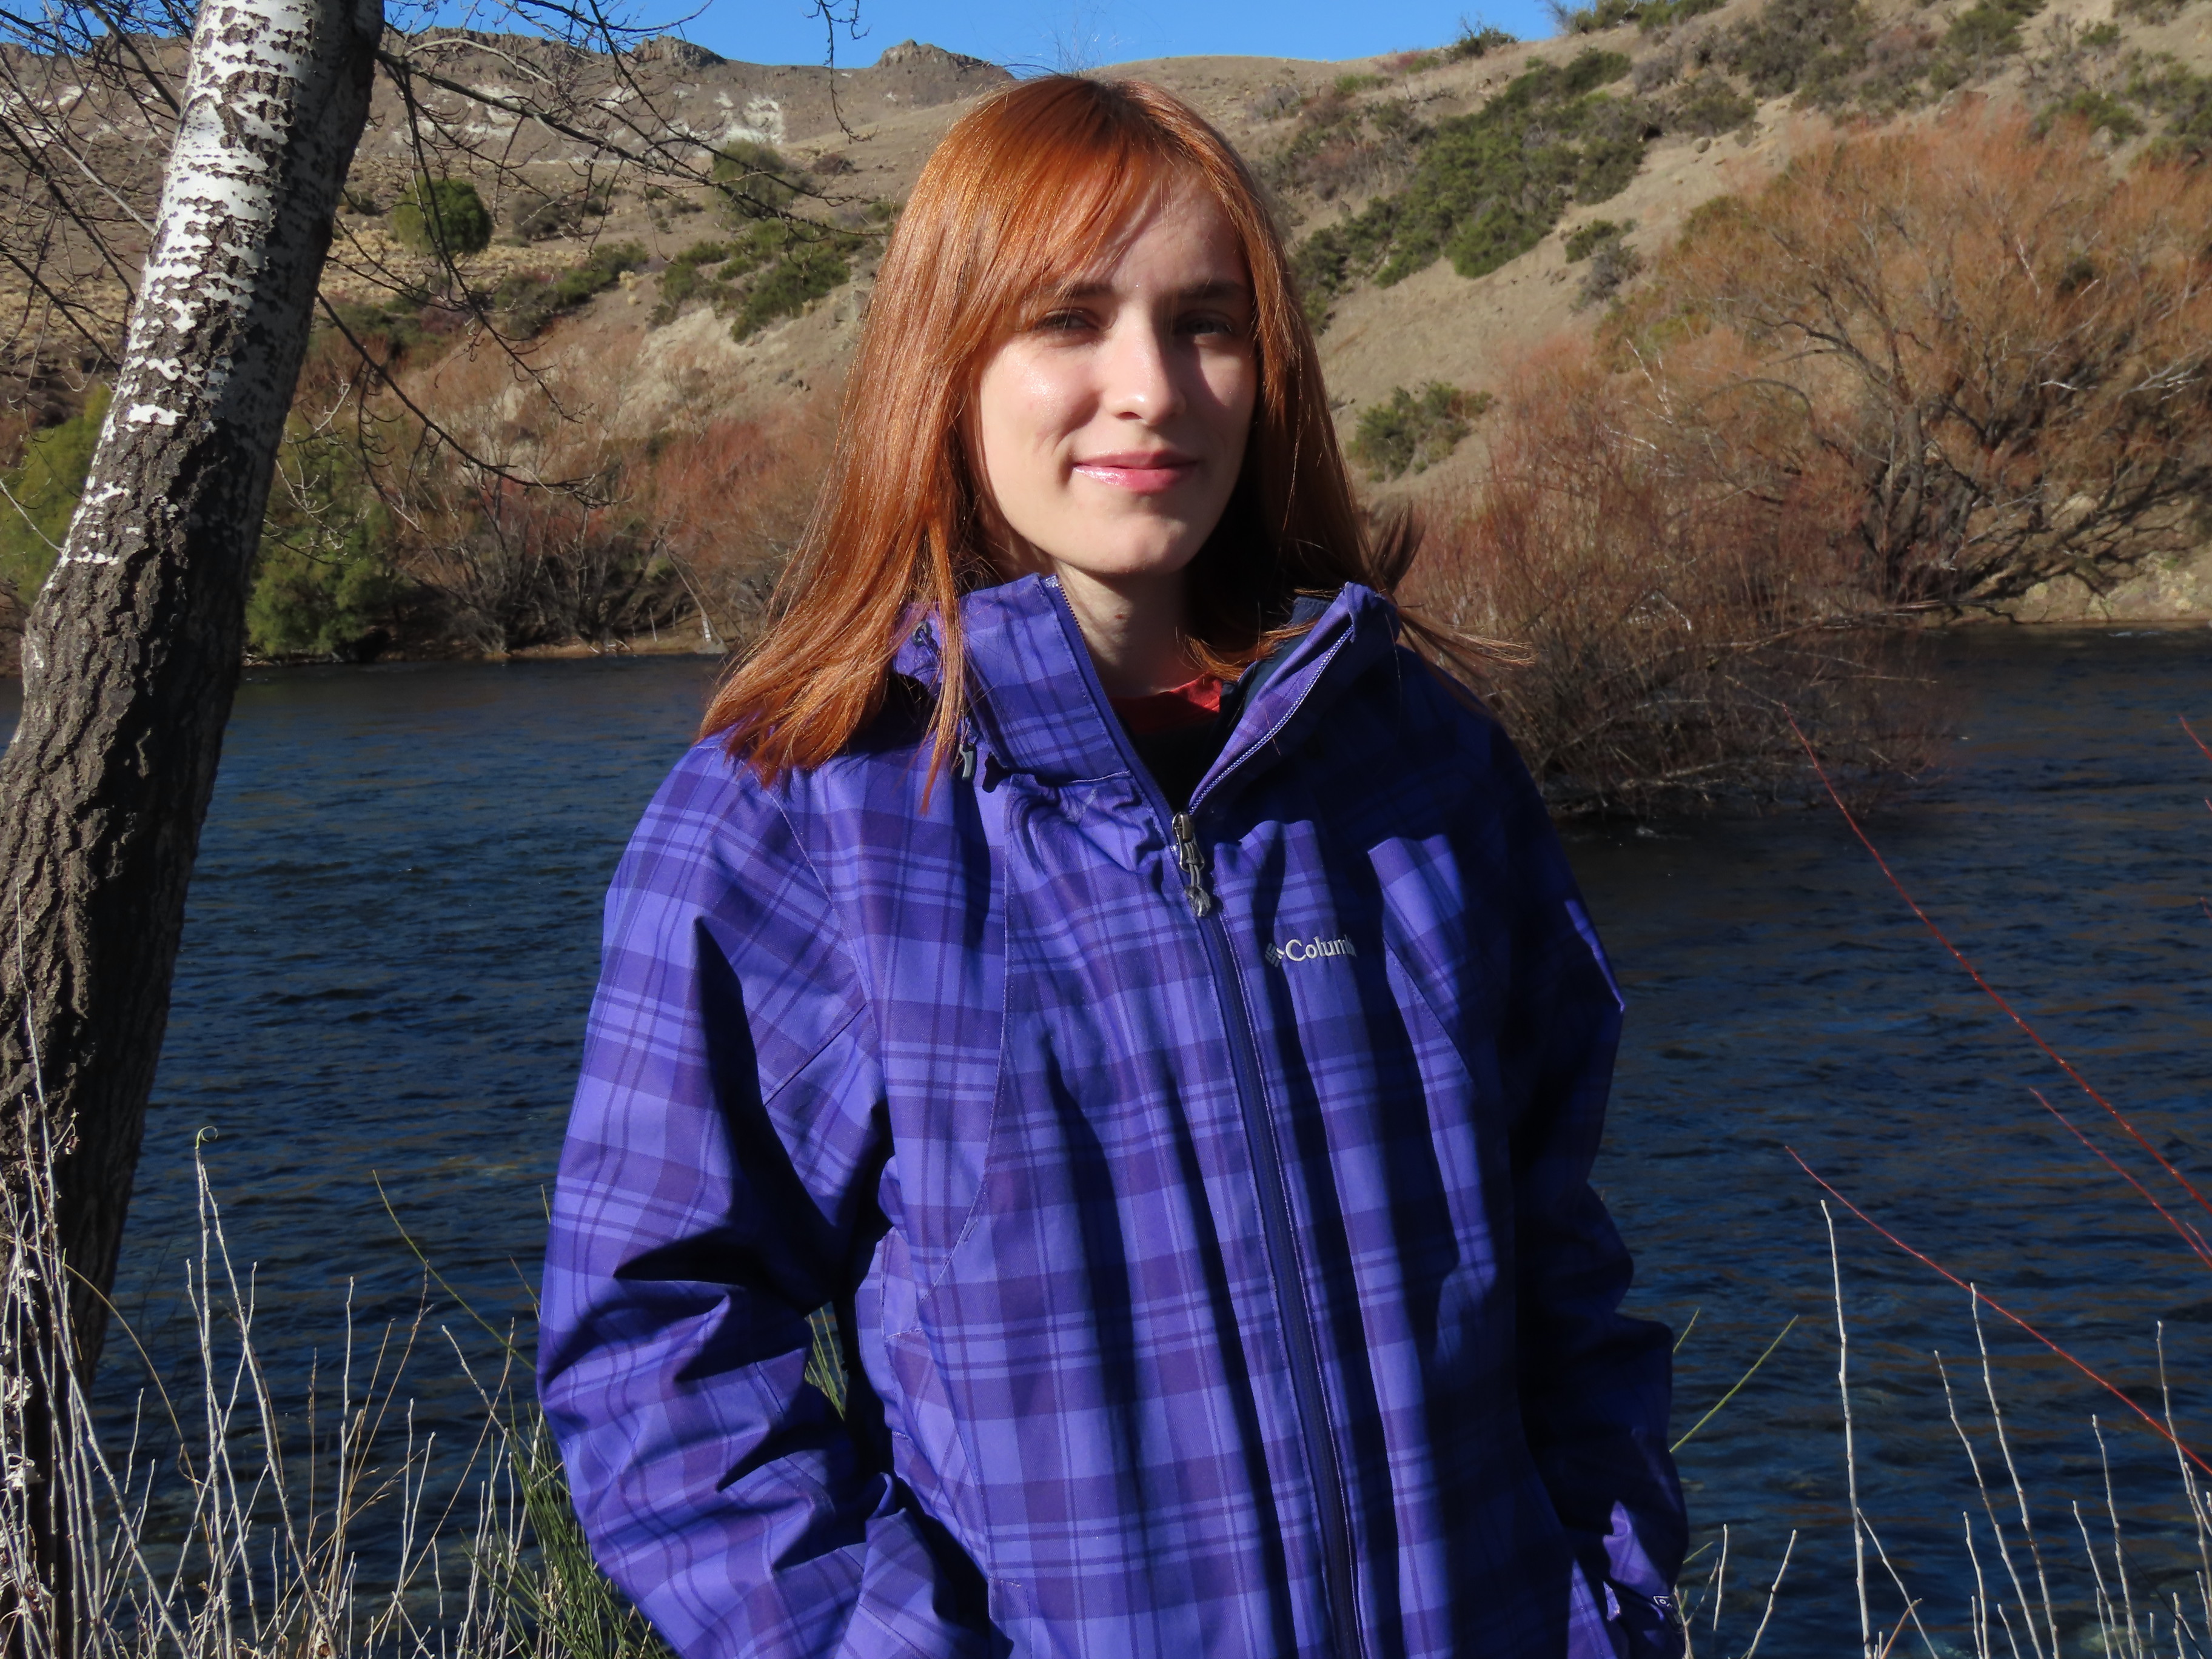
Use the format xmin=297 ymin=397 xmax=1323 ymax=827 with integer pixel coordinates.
xmin=8 ymin=560 xmax=2210 ymax=684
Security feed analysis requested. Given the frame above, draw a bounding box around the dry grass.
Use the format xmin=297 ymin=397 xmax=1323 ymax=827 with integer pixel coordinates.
xmin=0 ymin=1099 xmax=664 ymax=1659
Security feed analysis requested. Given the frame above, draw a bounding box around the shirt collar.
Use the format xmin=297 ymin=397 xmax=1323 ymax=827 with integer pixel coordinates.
xmin=894 ymin=574 xmax=1403 ymax=799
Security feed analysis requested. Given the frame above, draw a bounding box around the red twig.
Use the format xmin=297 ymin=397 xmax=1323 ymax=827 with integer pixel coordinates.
xmin=2031 ymin=1088 xmax=2212 ymax=1273
xmin=1789 ymin=1149 xmax=2212 ymax=1480
xmin=1789 ymin=715 xmax=2212 ymax=1225
xmin=2180 ymin=716 xmax=2212 ymax=768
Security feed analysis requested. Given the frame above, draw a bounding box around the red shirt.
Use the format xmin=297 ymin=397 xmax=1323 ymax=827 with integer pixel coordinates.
xmin=1107 ymin=676 xmax=1222 ymax=736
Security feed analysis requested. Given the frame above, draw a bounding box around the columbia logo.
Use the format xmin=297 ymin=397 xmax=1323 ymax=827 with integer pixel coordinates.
xmin=1265 ymin=936 xmax=1357 ymax=965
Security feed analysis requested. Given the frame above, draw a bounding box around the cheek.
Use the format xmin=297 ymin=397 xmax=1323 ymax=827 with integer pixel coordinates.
xmin=976 ymin=352 xmax=1086 ymax=487
xmin=1204 ymin=353 xmax=1260 ymax=457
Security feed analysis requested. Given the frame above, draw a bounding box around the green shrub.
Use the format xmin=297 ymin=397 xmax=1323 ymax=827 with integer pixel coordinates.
xmin=1723 ymin=0 xmax=1872 ymax=100
xmin=1351 ymin=381 xmax=1490 ymax=479
xmin=1292 ymin=49 xmax=1646 ymax=321
xmin=649 ymin=240 xmax=740 ymax=326
xmin=247 ymin=414 xmax=409 ymax=659
xmin=1940 ymin=0 xmax=2043 ymax=60
xmin=1638 ymin=0 xmax=1726 ymax=26
xmin=1666 ymin=73 xmax=1758 ymax=134
xmin=1264 ymin=78 xmax=1432 ymax=201
xmin=324 ymin=293 xmax=444 ymax=360
xmin=390 ymin=176 xmax=492 ymax=257
xmin=1553 ymin=0 xmax=1640 ymax=33
xmin=247 ymin=528 xmax=407 ymax=659
xmin=1564 ymin=216 xmax=1635 ymax=260
xmin=0 ymin=387 xmax=108 ymax=602
xmin=506 ymin=180 xmax=611 ymax=241
xmin=1574 ymin=230 xmax=1643 ymax=307
xmin=2035 ymin=87 xmax=2145 ymax=140
xmin=731 ymin=232 xmax=857 ymax=339
xmin=1450 ymin=19 xmax=1518 ymax=57
xmin=2114 ymin=0 xmax=2193 ymax=19
xmin=495 ymin=241 xmax=649 ymax=337
xmin=1551 ymin=0 xmax=1720 ymax=29
xmin=2080 ymin=20 xmax=2123 ymax=46
xmin=2130 ymin=59 xmax=2212 ymax=157
xmin=713 ymin=141 xmax=803 ymax=220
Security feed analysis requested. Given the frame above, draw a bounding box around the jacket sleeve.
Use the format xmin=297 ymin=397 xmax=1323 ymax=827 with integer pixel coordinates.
xmin=537 ymin=745 xmax=991 ymax=1659
xmin=1492 ymin=733 xmax=1688 ymax=1659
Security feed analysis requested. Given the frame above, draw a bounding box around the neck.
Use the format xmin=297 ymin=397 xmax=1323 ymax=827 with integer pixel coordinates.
xmin=1050 ymin=563 xmax=1196 ymax=697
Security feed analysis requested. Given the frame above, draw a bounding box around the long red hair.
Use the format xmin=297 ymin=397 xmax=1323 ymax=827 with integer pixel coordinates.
xmin=702 ymin=75 xmax=1395 ymax=777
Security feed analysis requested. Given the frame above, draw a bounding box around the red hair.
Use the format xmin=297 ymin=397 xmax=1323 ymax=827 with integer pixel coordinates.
xmin=702 ymin=75 xmax=1392 ymax=777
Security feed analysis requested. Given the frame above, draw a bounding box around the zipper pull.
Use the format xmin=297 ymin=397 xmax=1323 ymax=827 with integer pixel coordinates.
xmin=957 ymin=740 xmax=977 ymax=782
xmin=1171 ymin=812 xmax=1215 ymax=917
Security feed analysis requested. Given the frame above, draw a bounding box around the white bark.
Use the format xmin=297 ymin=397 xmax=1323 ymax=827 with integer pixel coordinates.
xmin=1 ymin=0 xmax=383 ymax=1374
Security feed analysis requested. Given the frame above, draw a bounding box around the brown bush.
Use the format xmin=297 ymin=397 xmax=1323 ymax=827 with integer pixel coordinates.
xmin=637 ymin=389 xmax=837 ymax=656
xmin=1615 ymin=103 xmax=2212 ymax=612
xmin=1404 ymin=340 xmax=1940 ymax=817
xmin=1403 ymin=106 xmax=2212 ymax=813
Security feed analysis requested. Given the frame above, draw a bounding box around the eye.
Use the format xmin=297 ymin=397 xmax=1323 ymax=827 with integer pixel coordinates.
xmin=1034 ymin=307 xmax=1096 ymax=335
xmin=1181 ymin=310 xmax=1244 ymax=339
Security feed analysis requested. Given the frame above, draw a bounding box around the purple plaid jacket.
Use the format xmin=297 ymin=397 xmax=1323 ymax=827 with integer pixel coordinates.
xmin=539 ymin=575 xmax=1685 ymax=1659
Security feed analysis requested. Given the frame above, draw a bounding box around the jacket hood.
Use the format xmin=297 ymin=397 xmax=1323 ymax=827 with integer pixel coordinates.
xmin=894 ymin=574 xmax=1404 ymax=805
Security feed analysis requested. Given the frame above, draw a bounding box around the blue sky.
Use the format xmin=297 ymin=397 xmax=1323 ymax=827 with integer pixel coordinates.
xmin=672 ymin=0 xmax=1560 ymax=73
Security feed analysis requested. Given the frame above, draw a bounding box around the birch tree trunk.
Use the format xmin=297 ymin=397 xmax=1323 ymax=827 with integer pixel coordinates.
xmin=0 ymin=0 xmax=382 ymax=1361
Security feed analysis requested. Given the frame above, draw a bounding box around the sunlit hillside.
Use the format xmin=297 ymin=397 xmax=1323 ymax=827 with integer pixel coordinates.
xmin=6 ymin=0 xmax=2212 ymax=675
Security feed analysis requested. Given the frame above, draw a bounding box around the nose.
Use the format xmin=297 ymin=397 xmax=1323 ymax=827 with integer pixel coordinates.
xmin=1100 ymin=313 xmax=1185 ymax=426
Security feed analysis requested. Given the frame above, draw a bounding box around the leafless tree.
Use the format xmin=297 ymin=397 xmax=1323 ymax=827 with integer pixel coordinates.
xmin=0 ymin=0 xmax=868 ymax=1630
xmin=1618 ymin=104 xmax=2212 ymax=614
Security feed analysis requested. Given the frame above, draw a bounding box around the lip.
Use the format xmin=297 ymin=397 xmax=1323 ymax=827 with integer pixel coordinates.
xmin=1071 ymin=450 xmax=1201 ymax=495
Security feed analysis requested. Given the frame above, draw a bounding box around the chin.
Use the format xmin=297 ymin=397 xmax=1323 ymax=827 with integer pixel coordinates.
xmin=1082 ymin=542 xmax=1204 ymax=581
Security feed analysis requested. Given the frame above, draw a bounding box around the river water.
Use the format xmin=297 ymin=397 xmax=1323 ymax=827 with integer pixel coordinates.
xmin=3 ymin=626 xmax=2209 ymax=1650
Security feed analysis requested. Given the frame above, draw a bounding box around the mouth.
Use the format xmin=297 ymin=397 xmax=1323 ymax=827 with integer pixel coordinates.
xmin=1071 ymin=450 xmax=1201 ymax=495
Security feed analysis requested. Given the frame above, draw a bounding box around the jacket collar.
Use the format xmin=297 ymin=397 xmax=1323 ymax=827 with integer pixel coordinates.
xmin=894 ymin=574 xmax=1402 ymax=804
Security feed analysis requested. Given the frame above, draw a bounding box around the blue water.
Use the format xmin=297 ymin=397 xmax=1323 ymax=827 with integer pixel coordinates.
xmin=4 ymin=626 xmax=2210 ymax=1649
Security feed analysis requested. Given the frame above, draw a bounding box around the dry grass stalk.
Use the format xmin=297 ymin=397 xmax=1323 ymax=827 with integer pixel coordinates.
xmin=0 ymin=1085 xmax=662 ymax=1658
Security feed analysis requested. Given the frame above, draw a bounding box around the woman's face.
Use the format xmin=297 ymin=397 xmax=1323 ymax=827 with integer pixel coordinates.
xmin=972 ymin=180 xmax=1259 ymax=597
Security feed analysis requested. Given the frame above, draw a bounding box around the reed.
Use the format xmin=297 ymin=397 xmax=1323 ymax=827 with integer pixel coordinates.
xmin=1666 ymin=719 xmax=2212 ymax=1656
xmin=0 ymin=1096 xmax=665 ymax=1659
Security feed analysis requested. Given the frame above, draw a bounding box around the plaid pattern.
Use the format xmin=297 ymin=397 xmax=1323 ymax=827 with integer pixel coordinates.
xmin=539 ymin=576 xmax=1684 ymax=1659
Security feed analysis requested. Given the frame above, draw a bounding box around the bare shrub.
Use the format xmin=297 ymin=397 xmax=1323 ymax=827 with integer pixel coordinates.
xmin=1615 ymin=105 xmax=2212 ymax=612
xmin=404 ymin=465 xmax=689 ymax=655
xmin=638 ymin=390 xmax=837 ymax=654
xmin=1404 ymin=341 xmax=1937 ymax=817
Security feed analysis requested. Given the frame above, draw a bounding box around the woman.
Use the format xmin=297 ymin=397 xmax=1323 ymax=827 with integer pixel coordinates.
xmin=539 ymin=75 xmax=1684 ymax=1659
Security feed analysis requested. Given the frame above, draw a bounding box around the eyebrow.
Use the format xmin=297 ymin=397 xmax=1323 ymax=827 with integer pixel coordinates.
xmin=1044 ymin=277 xmax=1252 ymax=304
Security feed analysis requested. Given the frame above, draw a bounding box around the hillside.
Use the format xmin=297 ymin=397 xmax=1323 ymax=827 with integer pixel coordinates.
xmin=338 ymin=0 xmax=2212 ymax=624
xmin=7 ymin=0 xmax=2212 ymax=674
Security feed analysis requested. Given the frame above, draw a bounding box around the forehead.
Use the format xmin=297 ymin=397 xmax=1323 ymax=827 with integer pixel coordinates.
xmin=1041 ymin=175 xmax=1250 ymax=295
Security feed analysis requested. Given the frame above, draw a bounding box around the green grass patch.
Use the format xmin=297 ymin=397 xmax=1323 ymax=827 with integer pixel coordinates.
xmin=1292 ymin=49 xmax=1646 ymax=323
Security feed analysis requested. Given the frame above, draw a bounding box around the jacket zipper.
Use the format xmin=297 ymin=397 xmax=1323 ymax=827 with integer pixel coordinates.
xmin=1039 ymin=582 xmax=1364 ymax=1659
xmin=1170 ymin=814 xmax=1366 ymax=1659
